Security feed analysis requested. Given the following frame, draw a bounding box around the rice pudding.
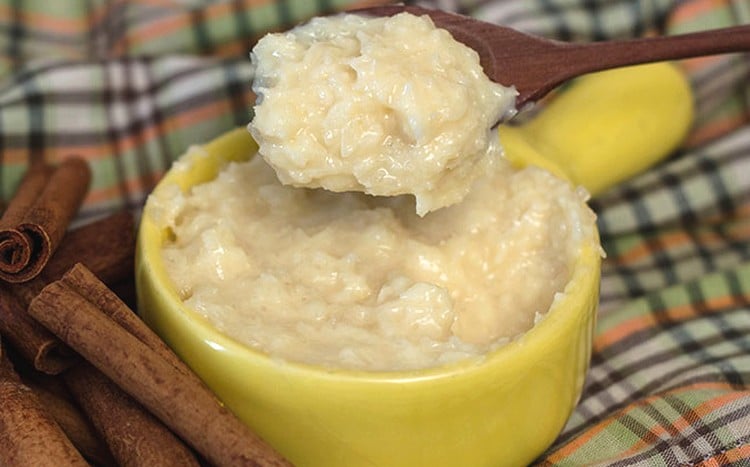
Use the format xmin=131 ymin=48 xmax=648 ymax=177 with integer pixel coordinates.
xmin=248 ymin=12 xmax=517 ymax=216
xmin=153 ymin=148 xmax=597 ymax=371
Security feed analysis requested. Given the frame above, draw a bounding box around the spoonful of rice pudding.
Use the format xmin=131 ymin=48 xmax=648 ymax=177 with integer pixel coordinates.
xmin=248 ymin=11 xmax=516 ymax=216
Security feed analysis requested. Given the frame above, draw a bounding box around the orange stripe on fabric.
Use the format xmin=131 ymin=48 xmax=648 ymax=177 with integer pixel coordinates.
xmin=561 ymin=388 xmax=749 ymax=464
xmin=2 ymin=141 xmax=134 ymax=165
xmin=97 ymin=98 xmax=234 ymax=153
xmin=594 ymin=294 xmax=746 ymax=350
xmin=544 ymin=381 xmax=743 ymax=463
xmin=2 ymin=97 xmax=249 ymax=166
xmin=84 ymin=172 xmax=166 ymax=205
xmin=730 ymin=222 xmax=750 ymax=241
xmin=607 ymin=423 xmax=672 ymax=461
xmin=667 ymin=389 xmax=750 ymax=452
xmin=694 ymin=389 xmax=750 ymax=418
xmin=696 ymin=444 xmax=750 ymax=467
xmin=0 ymin=2 xmax=111 ymax=35
xmin=121 ymin=0 xmax=274 ymax=51
xmin=123 ymin=0 xmax=397 ymax=53
xmin=687 ymin=113 xmax=750 ymax=147
xmin=614 ymin=214 xmax=750 ymax=266
xmin=717 ymin=444 xmax=750 ymax=464
xmin=2 ymin=144 xmax=111 ymax=165
xmin=610 ymin=389 xmax=748 ymax=458
xmin=213 ymin=39 xmax=254 ymax=57
xmin=166 ymin=97 xmax=249 ymax=130
xmin=2 ymin=124 xmax=164 ymax=165
xmin=678 ymin=54 xmax=728 ymax=73
xmin=613 ymin=231 xmax=693 ymax=265
xmin=543 ymin=415 xmax=613 ymax=463
xmin=613 ymin=229 xmax=727 ymax=266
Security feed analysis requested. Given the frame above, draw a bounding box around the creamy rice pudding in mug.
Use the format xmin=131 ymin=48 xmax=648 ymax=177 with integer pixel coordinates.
xmin=153 ymin=12 xmax=599 ymax=371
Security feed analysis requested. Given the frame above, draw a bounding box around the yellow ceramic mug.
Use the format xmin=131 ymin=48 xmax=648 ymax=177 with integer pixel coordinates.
xmin=136 ymin=62 xmax=691 ymax=467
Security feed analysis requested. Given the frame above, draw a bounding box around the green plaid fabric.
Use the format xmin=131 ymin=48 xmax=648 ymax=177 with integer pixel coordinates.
xmin=1 ymin=0 xmax=748 ymax=465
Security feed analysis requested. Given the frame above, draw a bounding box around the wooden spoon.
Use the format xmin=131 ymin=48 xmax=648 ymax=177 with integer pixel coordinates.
xmin=352 ymin=5 xmax=750 ymax=110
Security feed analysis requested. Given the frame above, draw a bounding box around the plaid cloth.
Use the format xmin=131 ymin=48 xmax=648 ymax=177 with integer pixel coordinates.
xmin=1 ymin=0 xmax=748 ymax=465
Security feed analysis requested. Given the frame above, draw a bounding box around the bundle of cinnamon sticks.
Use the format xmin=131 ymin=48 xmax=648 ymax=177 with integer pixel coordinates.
xmin=0 ymin=159 xmax=291 ymax=466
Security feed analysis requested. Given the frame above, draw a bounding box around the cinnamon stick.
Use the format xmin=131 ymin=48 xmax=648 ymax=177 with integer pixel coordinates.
xmin=65 ymin=362 xmax=200 ymax=467
xmin=24 ymin=376 xmax=115 ymax=466
xmin=13 ymin=209 xmax=136 ymax=306
xmin=61 ymin=263 xmax=195 ymax=381
xmin=39 ymin=209 xmax=135 ymax=288
xmin=29 ymin=266 xmax=292 ymax=467
xmin=0 ymin=163 xmax=53 ymax=277
xmin=0 ymin=158 xmax=91 ymax=283
xmin=0 ymin=211 xmax=135 ymax=375
xmin=0 ymin=286 xmax=77 ymax=374
xmin=0 ymin=339 xmax=88 ymax=467
xmin=61 ymin=265 xmax=203 ymax=466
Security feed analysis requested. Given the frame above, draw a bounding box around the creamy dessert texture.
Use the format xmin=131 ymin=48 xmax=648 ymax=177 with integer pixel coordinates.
xmin=154 ymin=149 xmax=597 ymax=371
xmin=248 ymin=12 xmax=517 ymax=216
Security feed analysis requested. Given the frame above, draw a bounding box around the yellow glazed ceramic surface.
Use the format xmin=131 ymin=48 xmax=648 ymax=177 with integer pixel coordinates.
xmin=501 ymin=62 xmax=693 ymax=195
xmin=136 ymin=63 xmax=692 ymax=467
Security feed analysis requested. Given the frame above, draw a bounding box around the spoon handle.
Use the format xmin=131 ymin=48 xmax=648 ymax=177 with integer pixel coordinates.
xmin=567 ymin=24 xmax=750 ymax=73
xmin=519 ymin=24 xmax=750 ymax=105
